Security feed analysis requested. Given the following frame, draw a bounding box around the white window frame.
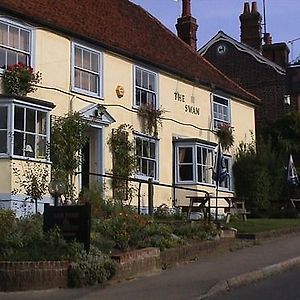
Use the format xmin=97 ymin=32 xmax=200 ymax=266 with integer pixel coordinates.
xmin=133 ymin=65 xmax=158 ymax=108
xmin=0 ymin=105 xmax=10 ymax=156
xmin=0 ymin=100 xmax=51 ymax=161
xmin=71 ymin=42 xmax=103 ymax=98
xmin=211 ymin=94 xmax=231 ymax=130
xmin=134 ymin=133 xmax=159 ymax=180
xmin=175 ymin=142 xmax=232 ymax=191
xmin=0 ymin=17 xmax=33 ymax=71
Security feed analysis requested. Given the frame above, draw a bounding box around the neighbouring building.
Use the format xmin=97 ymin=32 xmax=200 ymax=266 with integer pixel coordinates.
xmin=0 ymin=0 xmax=259 ymax=216
xmin=199 ymin=1 xmax=298 ymax=135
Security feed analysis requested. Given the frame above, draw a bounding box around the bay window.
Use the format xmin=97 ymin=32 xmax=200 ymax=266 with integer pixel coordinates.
xmin=175 ymin=141 xmax=232 ymax=190
xmin=0 ymin=99 xmax=51 ymax=160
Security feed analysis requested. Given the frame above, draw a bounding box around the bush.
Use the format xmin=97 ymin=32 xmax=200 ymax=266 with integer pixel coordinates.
xmin=68 ymin=247 xmax=116 ymax=287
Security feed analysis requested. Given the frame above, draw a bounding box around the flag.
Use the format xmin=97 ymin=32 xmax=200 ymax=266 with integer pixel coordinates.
xmin=212 ymin=143 xmax=228 ymax=184
xmin=287 ymin=154 xmax=299 ymax=186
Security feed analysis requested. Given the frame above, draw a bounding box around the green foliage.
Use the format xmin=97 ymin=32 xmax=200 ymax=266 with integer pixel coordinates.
xmin=68 ymin=247 xmax=116 ymax=288
xmin=0 ymin=210 xmax=16 ymax=241
xmin=173 ymin=221 xmax=219 ymax=241
xmin=233 ymin=138 xmax=286 ymax=217
xmin=216 ymin=123 xmax=234 ymax=151
xmin=2 ymin=63 xmax=41 ymax=96
xmin=262 ymin=112 xmax=300 ymax=153
xmin=51 ymin=113 xmax=88 ymax=201
xmin=0 ymin=213 xmax=83 ymax=261
xmin=107 ymin=124 xmax=136 ymax=204
xmin=12 ymin=161 xmax=50 ymax=214
xmin=137 ymin=104 xmax=166 ymax=136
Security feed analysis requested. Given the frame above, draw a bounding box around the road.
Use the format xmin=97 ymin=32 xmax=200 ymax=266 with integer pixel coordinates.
xmin=211 ymin=266 xmax=300 ymax=300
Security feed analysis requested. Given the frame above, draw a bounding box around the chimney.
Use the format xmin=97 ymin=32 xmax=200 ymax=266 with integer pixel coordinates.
xmin=176 ymin=0 xmax=198 ymax=50
xmin=263 ymin=42 xmax=290 ymax=68
xmin=239 ymin=1 xmax=262 ymax=52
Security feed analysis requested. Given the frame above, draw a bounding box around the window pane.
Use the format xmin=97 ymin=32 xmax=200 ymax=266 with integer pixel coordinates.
xmin=136 ymin=138 xmax=142 ymax=156
xmin=0 ymin=23 xmax=8 ymax=46
xmin=150 ymin=142 xmax=155 ymax=159
xmin=197 ymin=147 xmax=202 ymax=163
xmin=136 ymin=68 xmax=141 ymax=86
xmin=142 ymin=159 xmax=147 ymax=175
xmin=141 ymin=90 xmax=147 ymax=105
xmin=149 ymin=160 xmax=155 ymax=177
xmin=74 ymin=69 xmax=81 ymax=88
xmin=7 ymin=49 xmax=17 ymax=66
xmin=0 ymin=48 xmax=5 ymax=68
xmin=135 ymin=89 xmax=141 ymax=106
xmin=9 ymin=26 xmax=19 ymax=49
xmin=25 ymin=133 xmax=35 ymax=158
xmin=143 ymin=140 xmax=149 ymax=158
xmin=0 ymin=131 xmax=7 ymax=153
xmin=37 ymin=111 xmax=46 ymax=134
xmin=142 ymin=70 xmax=148 ymax=89
xmin=26 ymin=108 xmax=35 ymax=132
xmin=179 ymin=147 xmax=193 ymax=163
xmin=20 ymin=29 xmax=29 ymax=52
xmin=14 ymin=132 xmax=24 ymax=156
xmin=89 ymin=74 xmax=98 ymax=93
xmin=37 ymin=136 xmax=46 ymax=158
xmin=75 ymin=47 xmax=82 ymax=67
xmin=81 ymin=71 xmax=89 ymax=90
xmin=0 ymin=107 xmax=7 ymax=129
xmin=14 ymin=106 xmax=24 ymax=130
xmin=17 ymin=53 xmax=27 ymax=65
xmin=91 ymin=53 xmax=99 ymax=72
xmin=149 ymin=73 xmax=155 ymax=91
xmin=82 ymin=49 xmax=90 ymax=70
xmin=197 ymin=165 xmax=203 ymax=182
xmin=179 ymin=165 xmax=193 ymax=181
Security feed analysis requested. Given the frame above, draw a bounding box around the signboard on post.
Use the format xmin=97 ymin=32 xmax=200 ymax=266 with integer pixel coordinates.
xmin=43 ymin=203 xmax=91 ymax=252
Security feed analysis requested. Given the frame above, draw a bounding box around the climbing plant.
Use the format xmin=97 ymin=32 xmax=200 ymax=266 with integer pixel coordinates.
xmin=51 ymin=112 xmax=88 ymax=202
xmin=107 ymin=124 xmax=136 ymax=204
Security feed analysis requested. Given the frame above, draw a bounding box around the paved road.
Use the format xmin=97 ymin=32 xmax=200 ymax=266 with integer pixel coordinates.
xmin=211 ymin=266 xmax=300 ymax=300
xmin=1 ymin=234 xmax=300 ymax=300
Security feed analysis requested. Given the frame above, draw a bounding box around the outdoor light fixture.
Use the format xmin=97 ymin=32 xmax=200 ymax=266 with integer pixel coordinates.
xmin=48 ymin=178 xmax=65 ymax=206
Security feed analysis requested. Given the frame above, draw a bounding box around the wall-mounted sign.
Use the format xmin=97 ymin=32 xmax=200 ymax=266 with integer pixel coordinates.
xmin=174 ymin=91 xmax=200 ymax=115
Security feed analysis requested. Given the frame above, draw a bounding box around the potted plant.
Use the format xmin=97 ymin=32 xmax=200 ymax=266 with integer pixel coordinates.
xmin=216 ymin=123 xmax=234 ymax=151
xmin=2 ymin=63 xmax=41 ymax=96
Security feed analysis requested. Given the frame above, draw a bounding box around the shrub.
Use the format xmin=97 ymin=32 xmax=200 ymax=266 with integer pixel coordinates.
xmin=68 ymin=247 xmax=116 ymax=288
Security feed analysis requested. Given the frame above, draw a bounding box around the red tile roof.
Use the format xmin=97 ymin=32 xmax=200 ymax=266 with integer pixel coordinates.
xmin=0 ymin=0 xmax=260 ymax=104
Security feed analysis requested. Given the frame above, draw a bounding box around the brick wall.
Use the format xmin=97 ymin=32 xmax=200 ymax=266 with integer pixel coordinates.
xmin=0 ymin=261 xmax=69 ymax=291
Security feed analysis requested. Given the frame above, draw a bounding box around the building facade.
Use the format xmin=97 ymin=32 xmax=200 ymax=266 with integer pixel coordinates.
xmin=0 ymin=0 xmax=259 ymax=215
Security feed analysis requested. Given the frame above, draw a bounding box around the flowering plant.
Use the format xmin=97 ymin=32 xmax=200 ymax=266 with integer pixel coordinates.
xmin=2 ymin=63 xmax=41 ymax=96
xmin=216 ymin=123 xmax=234 ymax=151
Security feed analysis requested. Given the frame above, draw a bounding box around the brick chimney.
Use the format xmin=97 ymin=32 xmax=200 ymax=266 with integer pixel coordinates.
xmin=176 ymin=0 xmax=198 ymax=50
xmin=262 ymin=42 xmax=290 ymax=68
xmin=240 ymin=2 xmax=262 ymax=52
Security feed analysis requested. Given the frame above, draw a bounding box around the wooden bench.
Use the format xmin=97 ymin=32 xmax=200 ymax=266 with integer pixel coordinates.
xmin=180 ymin=196 xmax=210 ymax=220
xmin=224 ymin=200 xmax=250 ymax=223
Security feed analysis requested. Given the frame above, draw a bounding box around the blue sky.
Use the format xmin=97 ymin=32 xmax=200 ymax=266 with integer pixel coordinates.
xmin=130 ymin=0 xmax=300 ymax=62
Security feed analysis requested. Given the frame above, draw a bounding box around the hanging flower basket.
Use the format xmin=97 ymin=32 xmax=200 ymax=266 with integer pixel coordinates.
xmin=137 ymin=103 xmax=166 ymax=136
xmin=2 ymin=63 xmax=41 ymax=96
xmin=216 ymin=123 xmax=234 ymax=151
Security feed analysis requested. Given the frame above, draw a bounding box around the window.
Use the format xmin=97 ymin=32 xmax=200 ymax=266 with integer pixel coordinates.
xmin=0 ymin=106 xmax=8 ymax=154
xmin=135 ymin=134 xmax=158 ymax=179
xmin=72 ymin=43 xmax=102 ymax=97
xmin=134 ymin=66 xmax=157 ymax=107
xmin=212 ymin=95 xmax=230 ymax=129
xmin=0 ymin=19 xmax=31 ymax=69
xmin=0 ymin=101 xmax=50 ymax=160
xmin=175 ymin=142 xmax=232 ymax=190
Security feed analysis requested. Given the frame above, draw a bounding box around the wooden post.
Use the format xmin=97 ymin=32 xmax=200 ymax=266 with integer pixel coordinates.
xmin=148 ymin=178 xmax=154 ymax=215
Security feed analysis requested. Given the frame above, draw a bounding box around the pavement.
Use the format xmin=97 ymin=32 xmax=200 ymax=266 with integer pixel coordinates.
xmin=1 ymin=232 xmax=300 ymax=300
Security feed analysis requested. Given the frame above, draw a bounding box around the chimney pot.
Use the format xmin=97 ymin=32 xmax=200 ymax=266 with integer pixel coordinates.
xmin=182 ymin=0 xmax=191 ymax=17
xmin=243 ymin=2 xmax=250 ymax=14
xmin=251 ymin=2 xmax=258 ymax=13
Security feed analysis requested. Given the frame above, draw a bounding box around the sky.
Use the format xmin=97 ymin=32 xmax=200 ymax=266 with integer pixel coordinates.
xmin=130 ymin=0 xmax=300 ymax=62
